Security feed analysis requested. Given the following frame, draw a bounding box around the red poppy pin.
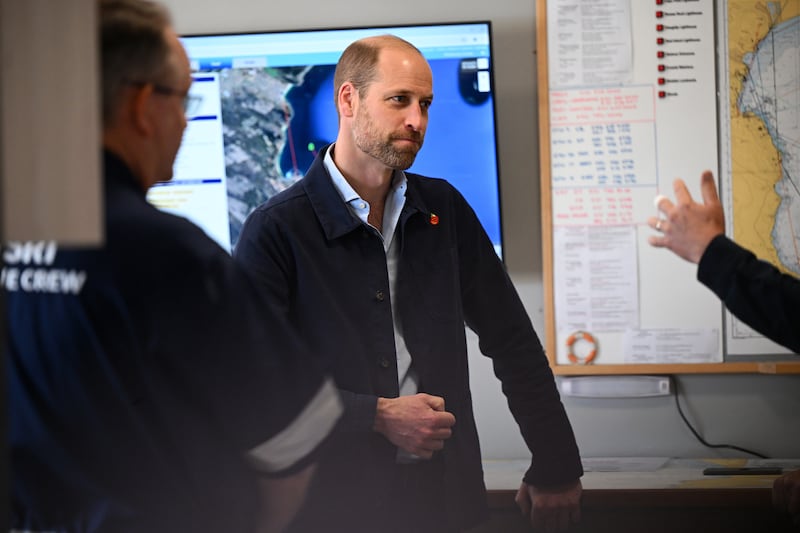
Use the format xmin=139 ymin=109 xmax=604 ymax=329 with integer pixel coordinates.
xmin=429 ymin=213 xmax=439 ymax=226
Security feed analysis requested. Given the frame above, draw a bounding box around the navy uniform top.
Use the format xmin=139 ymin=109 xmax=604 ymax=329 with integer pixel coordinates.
xmin=235 ymin=146 xmax=582 ymax=532
xmin=4 ymin=151 xmax=341 ymax=533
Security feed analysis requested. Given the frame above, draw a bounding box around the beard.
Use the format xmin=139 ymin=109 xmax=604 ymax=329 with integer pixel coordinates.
xmin=353 ymin=106 xmax=424 ymax=170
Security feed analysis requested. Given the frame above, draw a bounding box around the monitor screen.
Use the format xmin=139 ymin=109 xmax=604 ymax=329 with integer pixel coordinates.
xmin=147 ymin=21 xmax=503 ymax=258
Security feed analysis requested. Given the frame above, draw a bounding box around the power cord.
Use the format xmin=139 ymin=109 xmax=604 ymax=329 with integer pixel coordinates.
xmin=669 ymin=375 xmax=769 ymax=459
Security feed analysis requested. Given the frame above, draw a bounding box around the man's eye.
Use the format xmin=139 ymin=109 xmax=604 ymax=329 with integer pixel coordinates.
xmin=420 ymin=100 xmax=432 ymax=110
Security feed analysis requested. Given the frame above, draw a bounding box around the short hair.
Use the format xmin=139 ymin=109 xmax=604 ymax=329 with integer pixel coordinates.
xmin=99 ymin=0 xmax=173 ymax=127
xmin=332 ymin=35 xmax=423 ymax=114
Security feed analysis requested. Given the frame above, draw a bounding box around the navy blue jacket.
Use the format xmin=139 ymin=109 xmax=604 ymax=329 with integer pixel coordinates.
xmin=5 ymin=151 xmax=339 ymax=532
xmin=235 ymin=147 xmax=582 ymax=531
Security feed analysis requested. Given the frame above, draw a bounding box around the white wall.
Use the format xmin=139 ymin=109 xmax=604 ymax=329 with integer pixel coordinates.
xmin=161 ymin=0 xmax=800 ymax=462
xmin=1 ymin=0 xmax=101 ymax=244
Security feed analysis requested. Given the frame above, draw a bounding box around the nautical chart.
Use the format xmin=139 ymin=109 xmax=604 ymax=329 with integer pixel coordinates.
xmin=718 ymin=0 xmax=800 ymax=354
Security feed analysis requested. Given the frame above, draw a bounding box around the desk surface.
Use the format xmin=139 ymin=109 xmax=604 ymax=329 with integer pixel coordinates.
xmin=483 ymin=457 xmax=800 ymax=507
xmin=476 ymin=458 xmax=800 ymax=532
xmin=484 ymin=457 xmax=800 ymax=490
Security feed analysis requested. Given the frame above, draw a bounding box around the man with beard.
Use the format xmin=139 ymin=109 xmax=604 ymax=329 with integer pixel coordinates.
xmin=235 ymin=35 xmax=583 ymax=533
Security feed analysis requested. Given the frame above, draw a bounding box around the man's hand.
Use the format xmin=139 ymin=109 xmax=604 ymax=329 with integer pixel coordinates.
xmin=773 ymin=469 xmax=800 ymax=525
xmin=373 ymin=393 xmax=455 ymax=458
xmin=515 ymin=479 xmax=582 ymax=532
xmin=254 ymin=464 xmax=316 ymax=533
xmin=648 ymin=170 xmax=725 ymax=264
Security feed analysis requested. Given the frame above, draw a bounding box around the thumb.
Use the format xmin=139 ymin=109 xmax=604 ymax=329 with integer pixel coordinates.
xmin=515 ymin=484 xmax=532 ymax=516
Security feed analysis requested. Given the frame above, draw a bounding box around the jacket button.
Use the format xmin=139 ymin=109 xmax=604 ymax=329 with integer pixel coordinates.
xmin=378 ymin=357 xmax=390 ymax=368
xmin=375 ymin=290 xmax=385 ymax=301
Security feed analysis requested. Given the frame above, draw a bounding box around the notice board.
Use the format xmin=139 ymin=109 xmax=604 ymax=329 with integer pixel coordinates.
xmin=537 ymin=0 xmax=800 ymax=374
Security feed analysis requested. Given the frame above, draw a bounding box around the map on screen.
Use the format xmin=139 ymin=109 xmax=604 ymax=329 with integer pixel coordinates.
xmin=146 ymin=22 xmax=504 ymax=258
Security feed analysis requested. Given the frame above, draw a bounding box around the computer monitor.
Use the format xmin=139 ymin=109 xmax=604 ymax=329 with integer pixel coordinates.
xmin=147 ymin=21 xmax=504 ymax=258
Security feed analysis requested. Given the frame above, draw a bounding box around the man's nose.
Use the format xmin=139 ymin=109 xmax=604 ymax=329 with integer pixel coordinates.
xmin=405 ymin=104 xmax=426 ymax=131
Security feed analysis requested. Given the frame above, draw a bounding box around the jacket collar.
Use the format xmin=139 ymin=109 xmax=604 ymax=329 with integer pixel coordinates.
xmin=302 ymin=144 xmax=431 ymax=241
xmin=399 ymin=174 xmax=429 ymax=226
xmin=103 ymin=149 xmax=146 ymax=198
xmin=302 ymin=145 xmax=362 ymax=241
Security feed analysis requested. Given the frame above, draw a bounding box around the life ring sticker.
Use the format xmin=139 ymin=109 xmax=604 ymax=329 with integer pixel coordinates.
xmin=566 ymin=330 xmax=598 ymax=365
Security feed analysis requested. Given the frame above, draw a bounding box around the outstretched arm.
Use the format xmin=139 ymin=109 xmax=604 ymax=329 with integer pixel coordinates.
xmin=647 ymin=170 xmax=800 ymax=353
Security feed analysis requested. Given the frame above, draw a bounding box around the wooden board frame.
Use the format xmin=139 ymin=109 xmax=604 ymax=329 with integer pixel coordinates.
xmin=535 ymin=0 xmax=800 ymax=375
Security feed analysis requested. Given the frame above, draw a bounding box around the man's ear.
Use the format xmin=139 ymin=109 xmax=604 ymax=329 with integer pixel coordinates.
xmin=130 ymin=83 xmax=156 ymax=136
xmin=338 ymin=82 xmax=356 ymax=118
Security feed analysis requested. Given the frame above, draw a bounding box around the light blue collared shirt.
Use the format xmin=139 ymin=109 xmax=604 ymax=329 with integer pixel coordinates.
xmin=323 ymin=146 xmax=419 ymax=399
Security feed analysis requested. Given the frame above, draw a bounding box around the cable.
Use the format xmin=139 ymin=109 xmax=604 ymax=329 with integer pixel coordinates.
xmin=669 ymin=375 xmax=769 ymax=459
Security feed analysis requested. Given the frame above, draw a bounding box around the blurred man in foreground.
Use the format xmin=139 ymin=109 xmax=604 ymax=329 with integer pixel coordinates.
xmin=4 ymin=1 xmax=341 ymax=531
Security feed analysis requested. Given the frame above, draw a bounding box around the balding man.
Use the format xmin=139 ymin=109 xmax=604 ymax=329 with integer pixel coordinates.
xmin=235 ymin=34 xmax=582 ymax=533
